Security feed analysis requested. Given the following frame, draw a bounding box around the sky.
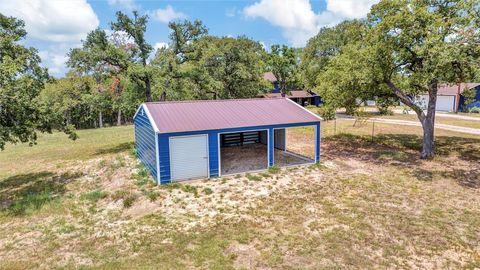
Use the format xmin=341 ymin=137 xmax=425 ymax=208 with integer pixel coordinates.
xmin=0 ymin=0 xmax=379 ymax=77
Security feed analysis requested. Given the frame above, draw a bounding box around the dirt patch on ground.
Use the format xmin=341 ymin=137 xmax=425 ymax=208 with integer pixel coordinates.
xmin=221 ymin=143 xmax=312 ymax=175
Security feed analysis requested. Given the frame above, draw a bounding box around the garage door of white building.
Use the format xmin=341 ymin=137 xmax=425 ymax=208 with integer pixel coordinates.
xmin=169 ymin=135 xmax=209 ymax=181
xmin=416 ymin=95 xmax=456 ymax=112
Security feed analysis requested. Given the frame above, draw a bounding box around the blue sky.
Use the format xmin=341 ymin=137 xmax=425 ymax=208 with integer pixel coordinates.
xmin=0 ymin=0 xmax=378 ymax=77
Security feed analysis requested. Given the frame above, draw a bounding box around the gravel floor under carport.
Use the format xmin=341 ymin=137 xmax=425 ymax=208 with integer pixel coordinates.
xmin=220 ymin=143 xmax=313 ymax=175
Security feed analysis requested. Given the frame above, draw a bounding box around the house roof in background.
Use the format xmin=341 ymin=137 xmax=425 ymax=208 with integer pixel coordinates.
xmin=264 ymin=90 xmax=317 ymax=98
xmin=438 ymin=83 xmax=480 ymax=95
xmin=263 ymin=72 xmax=277 ymax=82
xmin=144 ymin=98 xmax=320 ymax=134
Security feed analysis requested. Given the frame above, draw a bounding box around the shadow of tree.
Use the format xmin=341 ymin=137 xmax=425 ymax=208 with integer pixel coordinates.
xmin=322 ymin=133 xmax=480 ymax=189
xmin=95 ymin=142 xmax=134 ymax=155
xmin=324 ymin=133 xmax=480 ymax=162
xmin=0 ymin=171 xmax=83 ymax=215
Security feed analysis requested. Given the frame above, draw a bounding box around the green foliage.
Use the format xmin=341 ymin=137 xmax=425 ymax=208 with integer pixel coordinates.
xmin=301 ymin=20 xmax=366 ymax=89
xmin=0 ymin=14 xmax=75 ymax=150
xmin=111 ymin=11 xmax=154 ymax=102
xmin=376 ymin=97 xmax=396 ymax=115
xmin=152 ymin=29 xmax=266 ymax=100
xmin=469 ymin=107 xmax=480 ymax=113
xmin=306 ymin=0 xmax=480 ymax=157
xmin=267 ymin=44 xmax=300 ymax=93
xmin=462 ymin=87 xmax=477 ymax=107
xmin=317 ymin=105 xmax=336 ymax=120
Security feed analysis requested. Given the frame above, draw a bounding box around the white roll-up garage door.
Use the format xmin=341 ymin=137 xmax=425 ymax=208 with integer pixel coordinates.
xmin=170 ymin=135 xmax=209 ymax=181
xmin=436 ymin=96 xmax=455 ymax=112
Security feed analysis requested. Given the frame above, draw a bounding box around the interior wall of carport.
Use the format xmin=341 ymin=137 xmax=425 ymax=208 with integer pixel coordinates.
xmin=156 ymin=121 xmax=320 ymax=184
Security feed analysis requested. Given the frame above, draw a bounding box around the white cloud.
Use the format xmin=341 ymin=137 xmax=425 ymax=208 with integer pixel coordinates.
xmin=326 ymin=0 xmax=378 ymax=19
xmin=225 ymin=7 xmax=237 ymax=17
xmin=243 ymin=0 xmax=378 ymax=46
xmin=0 ymin=0 xmax=99 ymax=43
xmin=154 ymin=42 xmax=169 ymax=51
xmin=38 ymin=43 xmax=79 ymax=76
xmin=107 ymin=0 xmax=137 ymax=11
xmin=150 ymin=5 xmax=186 ymax=24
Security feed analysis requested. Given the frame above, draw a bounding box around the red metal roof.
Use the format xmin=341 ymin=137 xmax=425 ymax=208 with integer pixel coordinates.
xmin=144 ymin=98 xmax=320 ymax=134
xmin=437 ymin=83 xmax=480 ymax=95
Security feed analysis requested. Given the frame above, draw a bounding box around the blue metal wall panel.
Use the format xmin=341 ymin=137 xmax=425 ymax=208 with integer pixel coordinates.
xmin=157 ymin=121 xmax=320 ymax=184
xmin=134 ymin=107 xmax=158 ymax=181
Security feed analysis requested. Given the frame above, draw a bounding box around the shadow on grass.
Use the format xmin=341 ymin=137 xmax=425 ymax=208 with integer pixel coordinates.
xmin=411 ymin=168 xmax=479 ymax=189
xmin=0 ymin=171 xmax=83 ymax=215
xmin=323 ymin=133 xmax=480 ymax=189
xmin=95 ymin=142 xmax=134 ymax=155
xmin=324 ymin=133 xmax=480 ymax=162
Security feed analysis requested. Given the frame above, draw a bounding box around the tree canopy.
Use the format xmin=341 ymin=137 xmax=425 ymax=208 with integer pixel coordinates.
xmin=0 ymin=14 xmax=76 ymax=150
xmin=311 ymin=0 xmax=480 ymax=158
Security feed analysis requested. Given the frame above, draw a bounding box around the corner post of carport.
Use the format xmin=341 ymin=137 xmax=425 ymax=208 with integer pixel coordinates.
xmin=315 ymin=121 xmax=321 ymax=162
xmin=268 ymin=127 xmax=274 ymax=167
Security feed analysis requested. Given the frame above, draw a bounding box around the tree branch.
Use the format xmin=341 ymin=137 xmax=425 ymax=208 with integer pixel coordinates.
xmin=384 ymin=79 xmax=426 ymax=122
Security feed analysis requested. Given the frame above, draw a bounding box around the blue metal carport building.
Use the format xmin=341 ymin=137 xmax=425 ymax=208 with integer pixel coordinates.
xmin=133 ymin=98 xmax=321 ymax=184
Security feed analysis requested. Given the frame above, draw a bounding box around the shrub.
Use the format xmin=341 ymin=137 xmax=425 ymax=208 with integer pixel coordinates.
xmin=469 ymin=107 xmax=480 ymax=113
xmin=317 ymin=105 xmax=336 ymax=120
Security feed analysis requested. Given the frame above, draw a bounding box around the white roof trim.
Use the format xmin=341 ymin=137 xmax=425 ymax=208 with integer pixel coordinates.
xmin=133 ymin=103 xmax=144 ymax=119
xmin=285 ymin=98 xmax=322 ymax=121
xmin=134 ymin=104 xmax=160 ymax=133
xmin=143 ymin=104 xmax=160 ymax=133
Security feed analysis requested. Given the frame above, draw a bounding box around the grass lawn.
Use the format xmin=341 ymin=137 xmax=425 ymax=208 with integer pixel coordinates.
xmin=0 ymin=123 xmax=479 ymax=269
xmin=307 ymin=106 xmax=480 ymax=129
xmin=377 ymin=114 xmax=480 ymax=129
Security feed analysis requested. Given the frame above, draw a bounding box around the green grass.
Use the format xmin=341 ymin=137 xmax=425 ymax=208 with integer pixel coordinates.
xmin=82 ymin=190 xmax=109 ymax=203
xmin=267 ymin=165 xmax=281 ymax=174
xmin=0 ymin=125 xmax=134 ymax=179
xmin=246 ymin=173 xmax=262 ymax=181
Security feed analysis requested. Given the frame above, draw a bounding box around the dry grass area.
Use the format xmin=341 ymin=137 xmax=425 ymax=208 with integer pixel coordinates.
xmin=1 ymin=125 xmax=480 ymax=269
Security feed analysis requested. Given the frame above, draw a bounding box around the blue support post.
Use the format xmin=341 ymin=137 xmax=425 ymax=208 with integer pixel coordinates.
xmin=315 ymin=122 xmax=321 ymax=162
xmin=268 ymin=128 xmax=274 ymax=166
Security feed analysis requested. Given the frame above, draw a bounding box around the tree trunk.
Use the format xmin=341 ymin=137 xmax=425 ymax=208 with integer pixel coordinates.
xmin=159 ymin=91 xmax=166 ymax=101
xmin=145 ymin=77 xmax=153 ymax=102
xmin=117 ymin=108 xmax=122 ymax=126
xmin=419 ymin=79 xmax=438 ymax=159
xmin=98 ymin=111 xmax=103 ymax=128
xmin=385 ymin=79 xmax=437 ymax=158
